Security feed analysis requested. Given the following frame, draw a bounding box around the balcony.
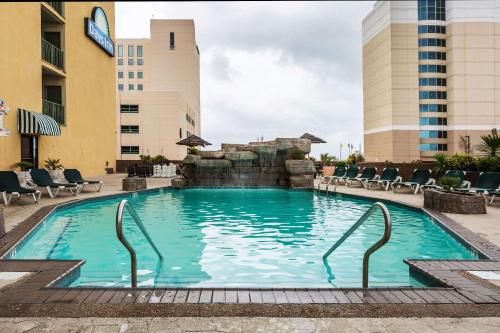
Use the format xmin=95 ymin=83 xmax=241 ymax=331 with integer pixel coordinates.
xmin=43 ymin=99 xmax=65 ymax=125
xmin=42 ymin=39 xmax=64 ymax=70
xmin=46 ymin=2 xmax=64 ymax=17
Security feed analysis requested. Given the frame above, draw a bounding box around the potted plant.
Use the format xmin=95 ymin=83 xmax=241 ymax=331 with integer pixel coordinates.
xmin=44 ymin=158 xmax=64 ymax=182
xmin=187 ymin=147 xmax=199 ymax=155
xmin=320 ymin=153 xmax=336 ymax=177
xmin=14 ymin=161 xmax=34 ymax=187
xmin=438 ymin=176 xmax=463 ymax=192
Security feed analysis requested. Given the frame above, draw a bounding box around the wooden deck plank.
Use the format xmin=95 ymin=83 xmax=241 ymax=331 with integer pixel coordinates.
xmin=401 ymin=290 xmax=427 ymax=304
xmin=249 ymin=290 xmax=263 ymax=303
xmin=237 ymin=290 xmax=250 ymax=304
xmin=108 ymin=291 xmax=128 ymax=304
xmin=148 ymin=289 xmax=165 ymax=303
xmin=44 ymin=289 xmax=70 ymax=303
xmin=379 ymin=290 xmax=403 ymax=304
xmin=319 ymin=290 xmax=339 ymax=303
xmin=296 ymin=290 xmax=313 ymax=304
xmin=225 ymin=290 xmax=238 ymax=304
xmin=136 ymin=290 xmax=153 ymax=303
xmin=212 ymin=290 xmax=225 ymax=303
xmin=272 ymin=289 xmax=288 ymax=304
xmin=330 ymin=290 xmax=350 ymax=303
xmin=122 ymin=290 xmax=141 ymax=303
xmin=284 ymin=290 xmax=300 ymax=303
xmin=199 ymin=289 xmax=213 ymax=303
xmin=344 ymin=290 xmax=363 ymax=303
xmin=160 ymin=289 xmax=177 ymax=303
xmin=82 ymin=290 xmax=105 ymax=304
xmin=173 ymin=290 xmax=189 ymax=303
xmin=96 ymin=290 xmax=116 ymax=304
xmin=307 ymin=289 xmax=326 ymax=304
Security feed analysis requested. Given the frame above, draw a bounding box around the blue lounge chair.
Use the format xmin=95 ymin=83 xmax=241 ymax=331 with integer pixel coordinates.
xmin=64 ymin=169 xmax=103 ymax=192
xmin=29 ymin=169 xmax=80 ymax=198
xmin=0 ymin=171 xmax=41 ymax=206
xmin=456 ymin=172 xmax=500 ymax=205
xmin=392 ymin=169 xmax=434 ymax=194
xmin=366 ymin=168 xmax=400 ymax=191
xmin=336 ymin=166 xmax=360 ymax=185
xmin=422 ymin=170 xmax=470 ymax=191
xmin=347 ymin=166 xmax=377 ymax=187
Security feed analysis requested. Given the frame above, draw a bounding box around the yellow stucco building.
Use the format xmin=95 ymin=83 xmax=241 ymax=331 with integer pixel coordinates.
xmin=0 ymin=2 xmax=116 ymax=176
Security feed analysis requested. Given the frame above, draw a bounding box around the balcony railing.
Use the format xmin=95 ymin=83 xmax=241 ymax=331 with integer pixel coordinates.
xmin=43 ymin=99 xmax=65 ymax=125
xmin=42 ymin=39 xmax=64 ymax=70
xmin=46 ymin=2 xmax=64 ymax=17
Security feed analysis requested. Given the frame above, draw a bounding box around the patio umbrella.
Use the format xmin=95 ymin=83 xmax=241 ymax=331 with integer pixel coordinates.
xmin=176 ymin=134 xmax=212 ymax=147
xmin=300 ymin=133 xmax=326 ymax=144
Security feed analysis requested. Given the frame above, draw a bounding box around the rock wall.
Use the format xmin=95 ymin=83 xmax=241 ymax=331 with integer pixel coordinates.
xmin=180 ymin=138 xmax=313 ymax=188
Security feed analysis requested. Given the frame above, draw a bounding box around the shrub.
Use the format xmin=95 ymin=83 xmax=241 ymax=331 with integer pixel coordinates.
xmin=335 ymin=160 xmax=347 ymax=168
xmin=139 ymin=154 xmax=152 ymax=163
xmin=290 ymin=148 xmax=305 ymax=160
xmin=187 ymin=147 xmax=199 ymax=155
xmin=443 ymin=153 xmax=478 ymax=171
xmin=151 ymin=154 xmax=169 ymax=165
xmin=438 ymin=176 xmax=463 ymax=191
xmin=14 ymin=161 xmax=34 ymax=171
xmin=44 ymin=158 xmax=63 ymax=170
xmin=477 ymin=156 xmax=500 ymax=172
xmin=320 ymin=153 xmax=335 ymax=166
xmin=433 ymin=153 xmax=447 ymax=176
xmin=345 ymin=152 xmax=364 ymax=165
xmin=475 ymin=128 xmax=500 ymax=157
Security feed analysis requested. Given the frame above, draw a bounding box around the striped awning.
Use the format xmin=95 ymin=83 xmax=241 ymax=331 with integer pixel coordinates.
xmin=18 ymin=109 xmax=61 ymax=136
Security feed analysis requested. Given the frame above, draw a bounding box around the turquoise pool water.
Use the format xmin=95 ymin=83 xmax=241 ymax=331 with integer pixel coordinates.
xmin=8 ymin=188 xmax=480 ymax=288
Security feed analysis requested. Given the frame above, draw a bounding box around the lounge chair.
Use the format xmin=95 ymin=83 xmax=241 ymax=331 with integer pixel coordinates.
xmin=487 ymin=190 xmax=500 ymax=206
xmin=392 ymin=169 xmax=434 ymax=194
xmin=0 ymin=171 xmax=41 ymax=206
xmin=346 ymin=166 xmax=377 ymax=187
xmin=29 ymin=169 xmax=80 ymax=198
xmin=336 ymin=166 xmax=360 ymax=185
xmin=321 ymin=166 xmax=347 ymax=191
xmin=421 ymin=170 xmax=470 ymax=191
xmin=366 ymin=168 xmax=400 ymax=191
xmin=456 ymin=172 xmax=500 ymax=197
xmin=63 ymin=169 xmax=103 ymax=192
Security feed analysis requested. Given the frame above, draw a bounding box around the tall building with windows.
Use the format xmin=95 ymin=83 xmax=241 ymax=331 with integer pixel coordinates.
xmin=116 ymin=19 xmax=200 ymax=165
xmin=363 ymin=0 xmax=500 ymax=162
xmin=0 ymin=2 xmax=116 ymax=175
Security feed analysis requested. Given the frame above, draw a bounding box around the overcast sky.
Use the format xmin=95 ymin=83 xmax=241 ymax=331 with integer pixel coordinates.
xmin=116 ymin=1 xmax=375 ymax=158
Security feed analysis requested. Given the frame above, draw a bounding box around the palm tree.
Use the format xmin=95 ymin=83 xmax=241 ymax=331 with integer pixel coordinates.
xmin=475 ymin=128 xmax=500 ymax=157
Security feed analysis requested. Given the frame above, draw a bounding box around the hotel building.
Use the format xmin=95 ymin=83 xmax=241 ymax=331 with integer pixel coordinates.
xmin=116 ymin=19 xmax=200 ymax=164
xmin=363 ymin=0 xmax=500 ymax=162
xmin=0 ymin=2 xmax=117 ymax=175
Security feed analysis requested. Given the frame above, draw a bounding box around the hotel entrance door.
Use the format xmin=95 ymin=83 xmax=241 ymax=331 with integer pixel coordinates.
xmin=20 ymin=135 xmax=38 ymax=168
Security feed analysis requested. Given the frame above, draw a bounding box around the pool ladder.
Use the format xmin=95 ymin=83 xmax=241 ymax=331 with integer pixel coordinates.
xmin=116 ymin=199 xmax=163 ymax=287
xmin=323 ymin=202 xmax=391 ymax=288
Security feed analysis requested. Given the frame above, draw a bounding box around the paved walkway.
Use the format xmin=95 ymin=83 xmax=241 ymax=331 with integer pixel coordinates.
xmin=316 ymin=181 xmax=500 ymax=247
xmin=1 ymin=174 xmax=171 ymax=232
xmin=0 ymin=317 xmax=499 ymax=332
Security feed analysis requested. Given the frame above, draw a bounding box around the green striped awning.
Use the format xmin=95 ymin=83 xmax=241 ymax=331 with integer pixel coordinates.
xmin=17 ymin=109 xmax=61 ymax=136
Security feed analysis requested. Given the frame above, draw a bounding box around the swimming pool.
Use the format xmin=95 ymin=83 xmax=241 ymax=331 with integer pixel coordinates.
xmin=7 ymin=188 xmax=481 ymax=288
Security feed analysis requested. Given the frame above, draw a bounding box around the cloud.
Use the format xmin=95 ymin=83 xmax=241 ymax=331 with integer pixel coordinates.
xmin=116 ymin=1 xmax=375 ymax=158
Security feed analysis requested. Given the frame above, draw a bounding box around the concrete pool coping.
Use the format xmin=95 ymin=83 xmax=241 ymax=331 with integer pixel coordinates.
xmin=0 ymin=186 xmax=499 ymax=317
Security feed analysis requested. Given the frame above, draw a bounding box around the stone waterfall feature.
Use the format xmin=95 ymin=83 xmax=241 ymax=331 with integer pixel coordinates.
xmin=176 ymin=138 xmax=315 ymax=188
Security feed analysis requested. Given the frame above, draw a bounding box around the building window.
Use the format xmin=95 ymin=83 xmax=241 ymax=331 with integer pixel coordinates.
xmin=118 ymin=71 xmax=124 ymax=79
xmin=418 ymin=25 xmax=446 ymax=34
xmin=128 ymin=59 xmax=134 ymax=65
xmin=137 ymin=45 xmax=143 ymax=57
xmin=419 ymin=78 xmax=447 ymax=86
xmin=128 ymin=45 xmax=134 ymax=57
xmin=419 ymin=64 xmax=446 ymax=73
xmin=128 ymin=71 xmax=134 ymax=79
xmin=418 ymin=51 xmax=446 ymax=60
xmin=420 ymin=117 xmax=447 ymax=126
xmin=138 ymin=84 xmax=143 ymax=91
xmin=118 ymin=84 xmax=124 ymax=91
xmin=419 ymin=130 xmax=448 ymax=139
xmin=419 ymin=91 xmax=447 ymax=99
xmin=120 ymin=104 xmax=139 ymax=113
xmin=179 ymin=128 xmax=182 ymax=138
xmin=128 ymin=84 xmax=134 ymax=91
xmin=418 ymin=38 xmax=446 ymax=47
xmin=121 ymin=146 xmax=140 ymax=154
xmin=121 ymin=125 xmax=139 ymax=134
xmin=118 ymin=45 xmax=124 ymax=57
xmin=418 ymin=0 xmax=446 ymax=21
xmin=137 ymin=59 xmax=143 ymax=65
xmin=138 ymin=71 xmax=143 ymax=79
xmin=419 ymin=104 xmax=447 ymax=112
xmin=118 ymin=59 xmax=123 ymax=65
xmin=170 ymin=32 xmax=175 ymax=49
xmin=419 ymin=143 xmax=448 ymax=151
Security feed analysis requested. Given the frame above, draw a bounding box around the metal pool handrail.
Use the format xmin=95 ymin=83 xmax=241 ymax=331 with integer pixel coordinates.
xmin=322 ymin=202 xmax=391 ymax=288
xmin=116 ymin=199 xmax=163 ymax=287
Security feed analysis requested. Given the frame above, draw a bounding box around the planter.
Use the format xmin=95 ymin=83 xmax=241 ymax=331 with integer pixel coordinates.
xmin=423 ymin=189 xmax=486 ymax=214
xmin=122 ymin=177 xmax=147 ymax=191
xmin=322 ymin=166 xmax=335 ymax=177
xmin=48 ymin=169 xmax=64 ymax=183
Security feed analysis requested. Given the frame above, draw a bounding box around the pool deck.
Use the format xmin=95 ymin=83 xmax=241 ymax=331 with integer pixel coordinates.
xmin=0 ymin=175 xmax=499 ymax=318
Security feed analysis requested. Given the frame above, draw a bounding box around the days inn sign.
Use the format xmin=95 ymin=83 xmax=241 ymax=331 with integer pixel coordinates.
xmin=84 ymin=7 xmax=114 ymax=56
